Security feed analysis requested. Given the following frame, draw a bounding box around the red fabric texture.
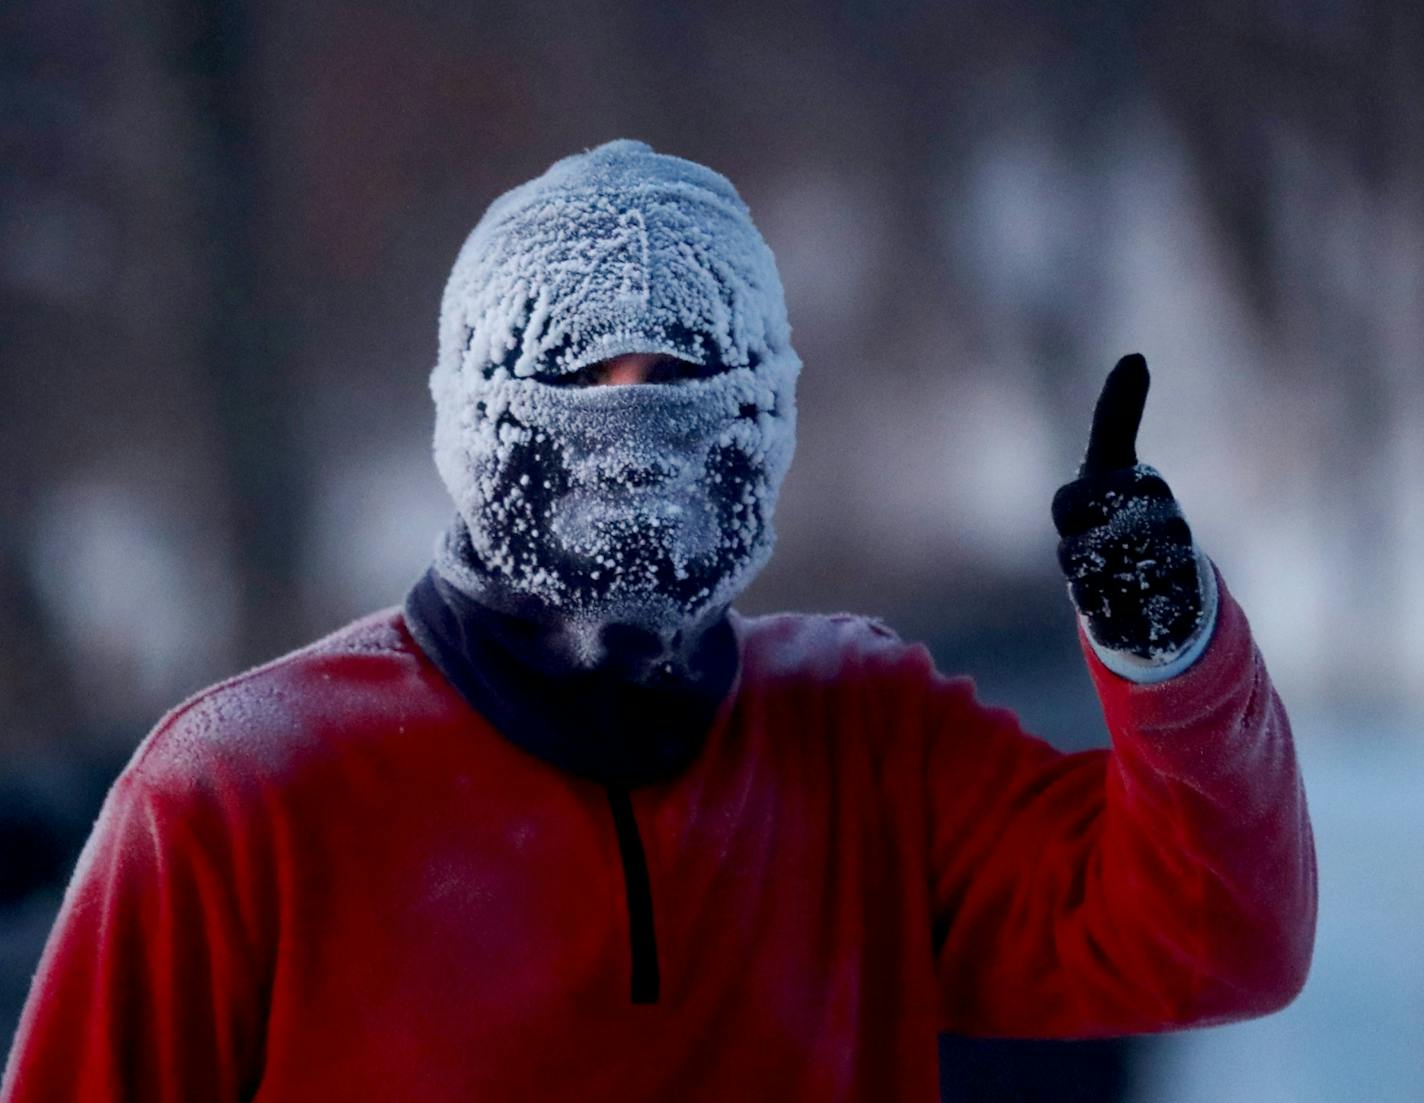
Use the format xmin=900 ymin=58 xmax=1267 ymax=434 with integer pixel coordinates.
xmin=1 ymin=577 xmax=1316 ymax=1101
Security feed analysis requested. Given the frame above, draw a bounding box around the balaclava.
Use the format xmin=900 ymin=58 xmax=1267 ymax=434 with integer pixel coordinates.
xmin=430 ymin=139 xmax=800 ymax=674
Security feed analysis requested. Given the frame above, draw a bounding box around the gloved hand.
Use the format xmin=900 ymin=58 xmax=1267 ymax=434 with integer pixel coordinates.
xmin=1052 ymin=354 xmax=1211 ymax=665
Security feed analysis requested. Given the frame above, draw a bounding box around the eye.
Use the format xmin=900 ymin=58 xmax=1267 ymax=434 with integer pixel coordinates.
xmin=552 ymin=363 xmax=602 ymax=387
xmin=645 ymin=356 xmax=709 ymax=384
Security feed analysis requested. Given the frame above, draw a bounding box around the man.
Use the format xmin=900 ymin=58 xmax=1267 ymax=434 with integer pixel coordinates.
xmin=1 ymin=140 xmax=1315 ymax=1101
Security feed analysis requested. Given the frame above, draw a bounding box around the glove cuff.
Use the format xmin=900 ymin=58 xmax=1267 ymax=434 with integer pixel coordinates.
xmin=1082 ymin=549 xmax=1219 ymax=684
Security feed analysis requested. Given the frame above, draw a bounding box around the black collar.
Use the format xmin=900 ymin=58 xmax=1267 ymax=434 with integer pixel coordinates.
xmin=402 ymin=569 xmax=739 ymax=788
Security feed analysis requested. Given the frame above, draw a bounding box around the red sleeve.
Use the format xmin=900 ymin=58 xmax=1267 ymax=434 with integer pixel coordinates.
xmin=923 ymin=571 xmax=1317 ymax=1038
xmin=0 ymin=721 xmax=271 ymax=1101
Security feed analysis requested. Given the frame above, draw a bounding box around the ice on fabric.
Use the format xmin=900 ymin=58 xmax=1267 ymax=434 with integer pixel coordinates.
xmin=429 ymin=140 xmax=800 ymax=659
xmin=1056 ymin=463 xmax=1213 ymax=667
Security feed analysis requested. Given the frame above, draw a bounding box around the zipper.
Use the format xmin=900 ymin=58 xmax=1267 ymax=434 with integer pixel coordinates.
xmin=604 ymin=785 xmax=660 ymax=1004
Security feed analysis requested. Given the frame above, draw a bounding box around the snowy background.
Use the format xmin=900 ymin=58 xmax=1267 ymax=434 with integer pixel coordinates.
xmin=3 ymin=2 xmax=1423 ymax=1100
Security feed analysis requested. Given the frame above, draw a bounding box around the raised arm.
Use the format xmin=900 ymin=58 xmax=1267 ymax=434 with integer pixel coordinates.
xmin=926 ymin=573 xmax=1315 ymax=1036
xmin=926 ymin=355 xmax=1315 ymax=1036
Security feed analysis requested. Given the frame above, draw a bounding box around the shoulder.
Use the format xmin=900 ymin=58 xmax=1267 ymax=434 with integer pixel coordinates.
xmin=727 ymin=612 xmax=1017 ymax=785
xmin=730 ymin=609 xmax=970 ymax=698
xmin=127 ymin=607 xmax=434 ymax=797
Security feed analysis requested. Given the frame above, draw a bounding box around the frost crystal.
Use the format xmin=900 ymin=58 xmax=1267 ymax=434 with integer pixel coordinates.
xmin=430 ymin=140 xmax=800 ymax=651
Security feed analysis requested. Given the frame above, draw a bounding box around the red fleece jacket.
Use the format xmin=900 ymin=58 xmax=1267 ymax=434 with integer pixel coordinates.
xmin=1 ymin=578 xmax=1316 ymax=1101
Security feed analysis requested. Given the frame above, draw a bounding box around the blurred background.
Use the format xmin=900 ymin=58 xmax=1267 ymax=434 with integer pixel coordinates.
xmin=3 ymin=1 xmax=1422 ymax=1098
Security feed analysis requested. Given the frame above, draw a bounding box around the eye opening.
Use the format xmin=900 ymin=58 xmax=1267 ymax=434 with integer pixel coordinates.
xmin=548 ymin=353 xmax=719 ymax=387
xmin=646 ymin=356 xmax=714 ymax=384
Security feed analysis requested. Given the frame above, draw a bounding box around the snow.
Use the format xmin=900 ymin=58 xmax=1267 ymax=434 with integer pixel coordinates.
xmin=1085 ymin=547 xmax=1219 ymax=684
xmin=1061 ymin=464 xmax=1212 ymax=668
xmin=429 ymin=140 xmax=800 ymax=653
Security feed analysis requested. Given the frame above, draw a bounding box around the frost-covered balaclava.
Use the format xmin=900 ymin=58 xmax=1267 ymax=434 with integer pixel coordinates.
xmin=430 ymin=139 xmax=799 ymax=670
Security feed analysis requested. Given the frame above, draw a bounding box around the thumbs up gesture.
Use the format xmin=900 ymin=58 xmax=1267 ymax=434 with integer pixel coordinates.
xmin=1052 ymin=355 xmax=1210 ymax=664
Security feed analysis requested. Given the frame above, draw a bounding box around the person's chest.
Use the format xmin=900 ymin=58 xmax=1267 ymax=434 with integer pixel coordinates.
xmin=247 ymin=694 xmax=939 ymax=1101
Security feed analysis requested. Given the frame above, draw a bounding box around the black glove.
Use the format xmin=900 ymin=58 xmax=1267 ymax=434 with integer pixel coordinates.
xmin=1051 ymin=354 xmax=1206 ymax=660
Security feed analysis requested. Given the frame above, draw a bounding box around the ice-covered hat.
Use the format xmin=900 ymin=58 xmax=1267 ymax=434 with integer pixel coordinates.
xmin=435 ymin=138 xmax=796 ymax=380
